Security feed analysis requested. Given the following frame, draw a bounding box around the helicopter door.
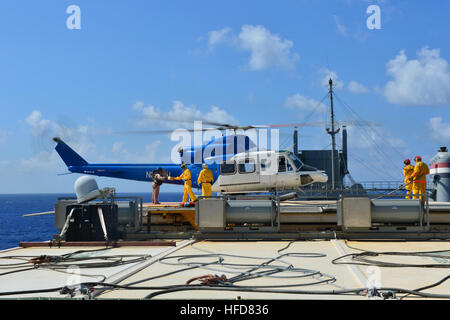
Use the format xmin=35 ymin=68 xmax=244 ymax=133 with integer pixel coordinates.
xmin=232 ymin=158 xmax=260 ymax=185
xmin=218 ymin=158 xmax=260 ymax=186
xmin=217 ymin=161 xmax=237 ymax=186
xmin=275 ymin=156 xmax=291 ymax=189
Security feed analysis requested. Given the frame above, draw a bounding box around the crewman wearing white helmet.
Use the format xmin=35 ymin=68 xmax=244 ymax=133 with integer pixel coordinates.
xmin=197 ymin=163 xmax=214 ymax=197
xmin=169 ymin=163 xmax=197 ymax=203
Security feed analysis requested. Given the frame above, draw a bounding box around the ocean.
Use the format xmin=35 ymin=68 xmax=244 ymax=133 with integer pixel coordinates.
xmin=0 ymin=192 xmax=183 ymax=251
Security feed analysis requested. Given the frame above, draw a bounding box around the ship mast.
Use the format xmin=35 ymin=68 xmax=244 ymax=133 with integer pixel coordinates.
xmin=326 ymin=78 xmax=340 ymax=190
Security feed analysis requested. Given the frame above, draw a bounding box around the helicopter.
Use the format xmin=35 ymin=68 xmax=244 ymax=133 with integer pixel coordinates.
xmin=55 ymin=77 xmax=392 ymax=195
xmin=52 ymin=78 xmax=386 ymax=194
xmin=52 ymin=123 xmax=329 ymax=194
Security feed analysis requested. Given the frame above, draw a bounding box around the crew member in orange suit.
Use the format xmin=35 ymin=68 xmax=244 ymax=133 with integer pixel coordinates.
xmin=410 ymin=156 xmax=430 ymax=200
xmin=170 ymin=163 xmax=197 ymax=203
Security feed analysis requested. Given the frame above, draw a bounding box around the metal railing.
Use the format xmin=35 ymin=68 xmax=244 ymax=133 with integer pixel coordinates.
xmin=358 ymin=181 xmax=434 ymax=191
xmin=296 ymin=180 xmax=434 ymax=200
xmin=359 ymin=181 xmax=403 ymax=190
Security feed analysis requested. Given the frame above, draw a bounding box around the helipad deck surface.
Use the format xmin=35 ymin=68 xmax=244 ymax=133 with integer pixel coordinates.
xmin=1 ymin=239 xmax=449 ymax=300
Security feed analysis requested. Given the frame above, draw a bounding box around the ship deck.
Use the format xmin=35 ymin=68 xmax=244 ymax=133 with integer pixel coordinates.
xmin=1 ymin=239 xmax=449 ymax=300
xmin=2 ymin=198 xmax=450 ymax=305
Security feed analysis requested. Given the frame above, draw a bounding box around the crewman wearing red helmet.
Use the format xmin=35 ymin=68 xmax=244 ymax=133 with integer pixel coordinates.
xmin=410 ymin=156 xmax=430 ymax=200
xmin=403 ymin=159 xmax=414 ymax=199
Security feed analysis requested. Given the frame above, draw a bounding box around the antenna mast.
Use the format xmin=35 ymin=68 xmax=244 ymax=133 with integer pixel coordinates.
xmin=326 ymin=78 xmax=340 ymax=190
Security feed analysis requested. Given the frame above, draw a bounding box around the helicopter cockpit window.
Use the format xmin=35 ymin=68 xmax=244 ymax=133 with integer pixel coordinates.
xmin=299 ymin=164 xmax=318 ymax=172
xmin=289 ymin=153 xmax=317 ymax=172
xmin=278 ymin=157 xmax=287 ymax=172
xmin=220 ymin=161 xmax=236 ymax=175
xmin=288 ymin=153 xmax=303 ymax=170
xmin=238 ymin=159 xmax=255 ymax=174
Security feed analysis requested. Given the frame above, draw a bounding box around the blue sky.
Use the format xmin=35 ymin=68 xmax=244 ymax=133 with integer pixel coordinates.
xmin=0 ymin=0 xmax=449 ymax=193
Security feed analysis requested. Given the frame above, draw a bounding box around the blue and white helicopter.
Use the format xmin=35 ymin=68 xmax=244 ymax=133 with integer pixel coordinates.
xmin=53 ymin=122 xmax=328 ymax=194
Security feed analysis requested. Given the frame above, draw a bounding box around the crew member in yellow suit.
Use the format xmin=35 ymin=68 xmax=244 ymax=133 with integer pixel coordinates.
xmin=402 ymin=159 xmax=414 ymax=199
xmin=410 ymin=156 xmax=430 ymax=200
xmin=170 ymin=164 xmax=197 ymax=203
xmin=197 ymin=163 xmax=214 ymax=197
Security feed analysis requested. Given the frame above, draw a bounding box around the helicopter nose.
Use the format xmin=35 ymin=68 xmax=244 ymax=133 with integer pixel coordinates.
xmin=311 ymin=171 xmax=328 ymax=183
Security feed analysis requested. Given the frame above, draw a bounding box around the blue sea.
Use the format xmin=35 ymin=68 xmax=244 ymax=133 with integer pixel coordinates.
xmin=0 ymin=192 xmax=183 ymax=251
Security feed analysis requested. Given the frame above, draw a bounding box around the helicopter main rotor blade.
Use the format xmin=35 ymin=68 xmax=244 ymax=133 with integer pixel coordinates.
xmin=117 ymin=123 xmax=320 ymax=135
xmin=132 ymin=113 xmax=338 ymax=130
xmin=256 ymin=120 xmax=379 ymax=128
xmin=335 ymin=120 xmax=380 ymax=127
xmin=116 ymin=127 xmax=232 ymax=135
xmin=119 ymin=116 xmax=380 ymax=135
xmin=132 ymin=113 xmax=238 ymax=128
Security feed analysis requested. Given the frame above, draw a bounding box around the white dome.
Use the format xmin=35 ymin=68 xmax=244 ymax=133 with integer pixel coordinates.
xmin=74 ymin=176 xmax=101 ymax=203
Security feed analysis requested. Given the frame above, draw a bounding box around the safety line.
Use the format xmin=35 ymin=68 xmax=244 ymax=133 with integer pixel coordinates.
xmin=92 ymin=239 xmax=196 ymax=298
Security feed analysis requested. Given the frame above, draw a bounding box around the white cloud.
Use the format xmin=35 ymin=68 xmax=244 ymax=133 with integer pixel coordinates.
xmin=238 ymin=25 xmax=299 ymax=71
xmin=25 ymin=110 xmax=107 ymax=144
xmin=205 ymin=25 xmax=299 ymax=71
xmin=428 ymin=117 xmax=450 ymax=141
xmin=320 ymin=70 xmax=368 ymax=94
xmin=133 ymin=100 xmax=237 ymax=127
xmin=320 ymin=68 xmax=344 ymax=89
xmin=284 ymin=94 xmax=327 ymax=113
xmin=205 ymin=106 xmax=237 ymax=124
xmin=347 ymin=80 xmax=369 ymax=94
xmin=22 ymin=110 xmax=165 ymax=169
xmin=26 ymin=110 xmax=59 ymax=137
xmin=207 ymin=27 xmax=232 ymax=51
xmin=20 ymin=150 xmax=58 ymax=168
xmin=23 ymin=110 xmax=110 ymax=168
xmin=383 ymin=47 xmax=450 ymax=106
